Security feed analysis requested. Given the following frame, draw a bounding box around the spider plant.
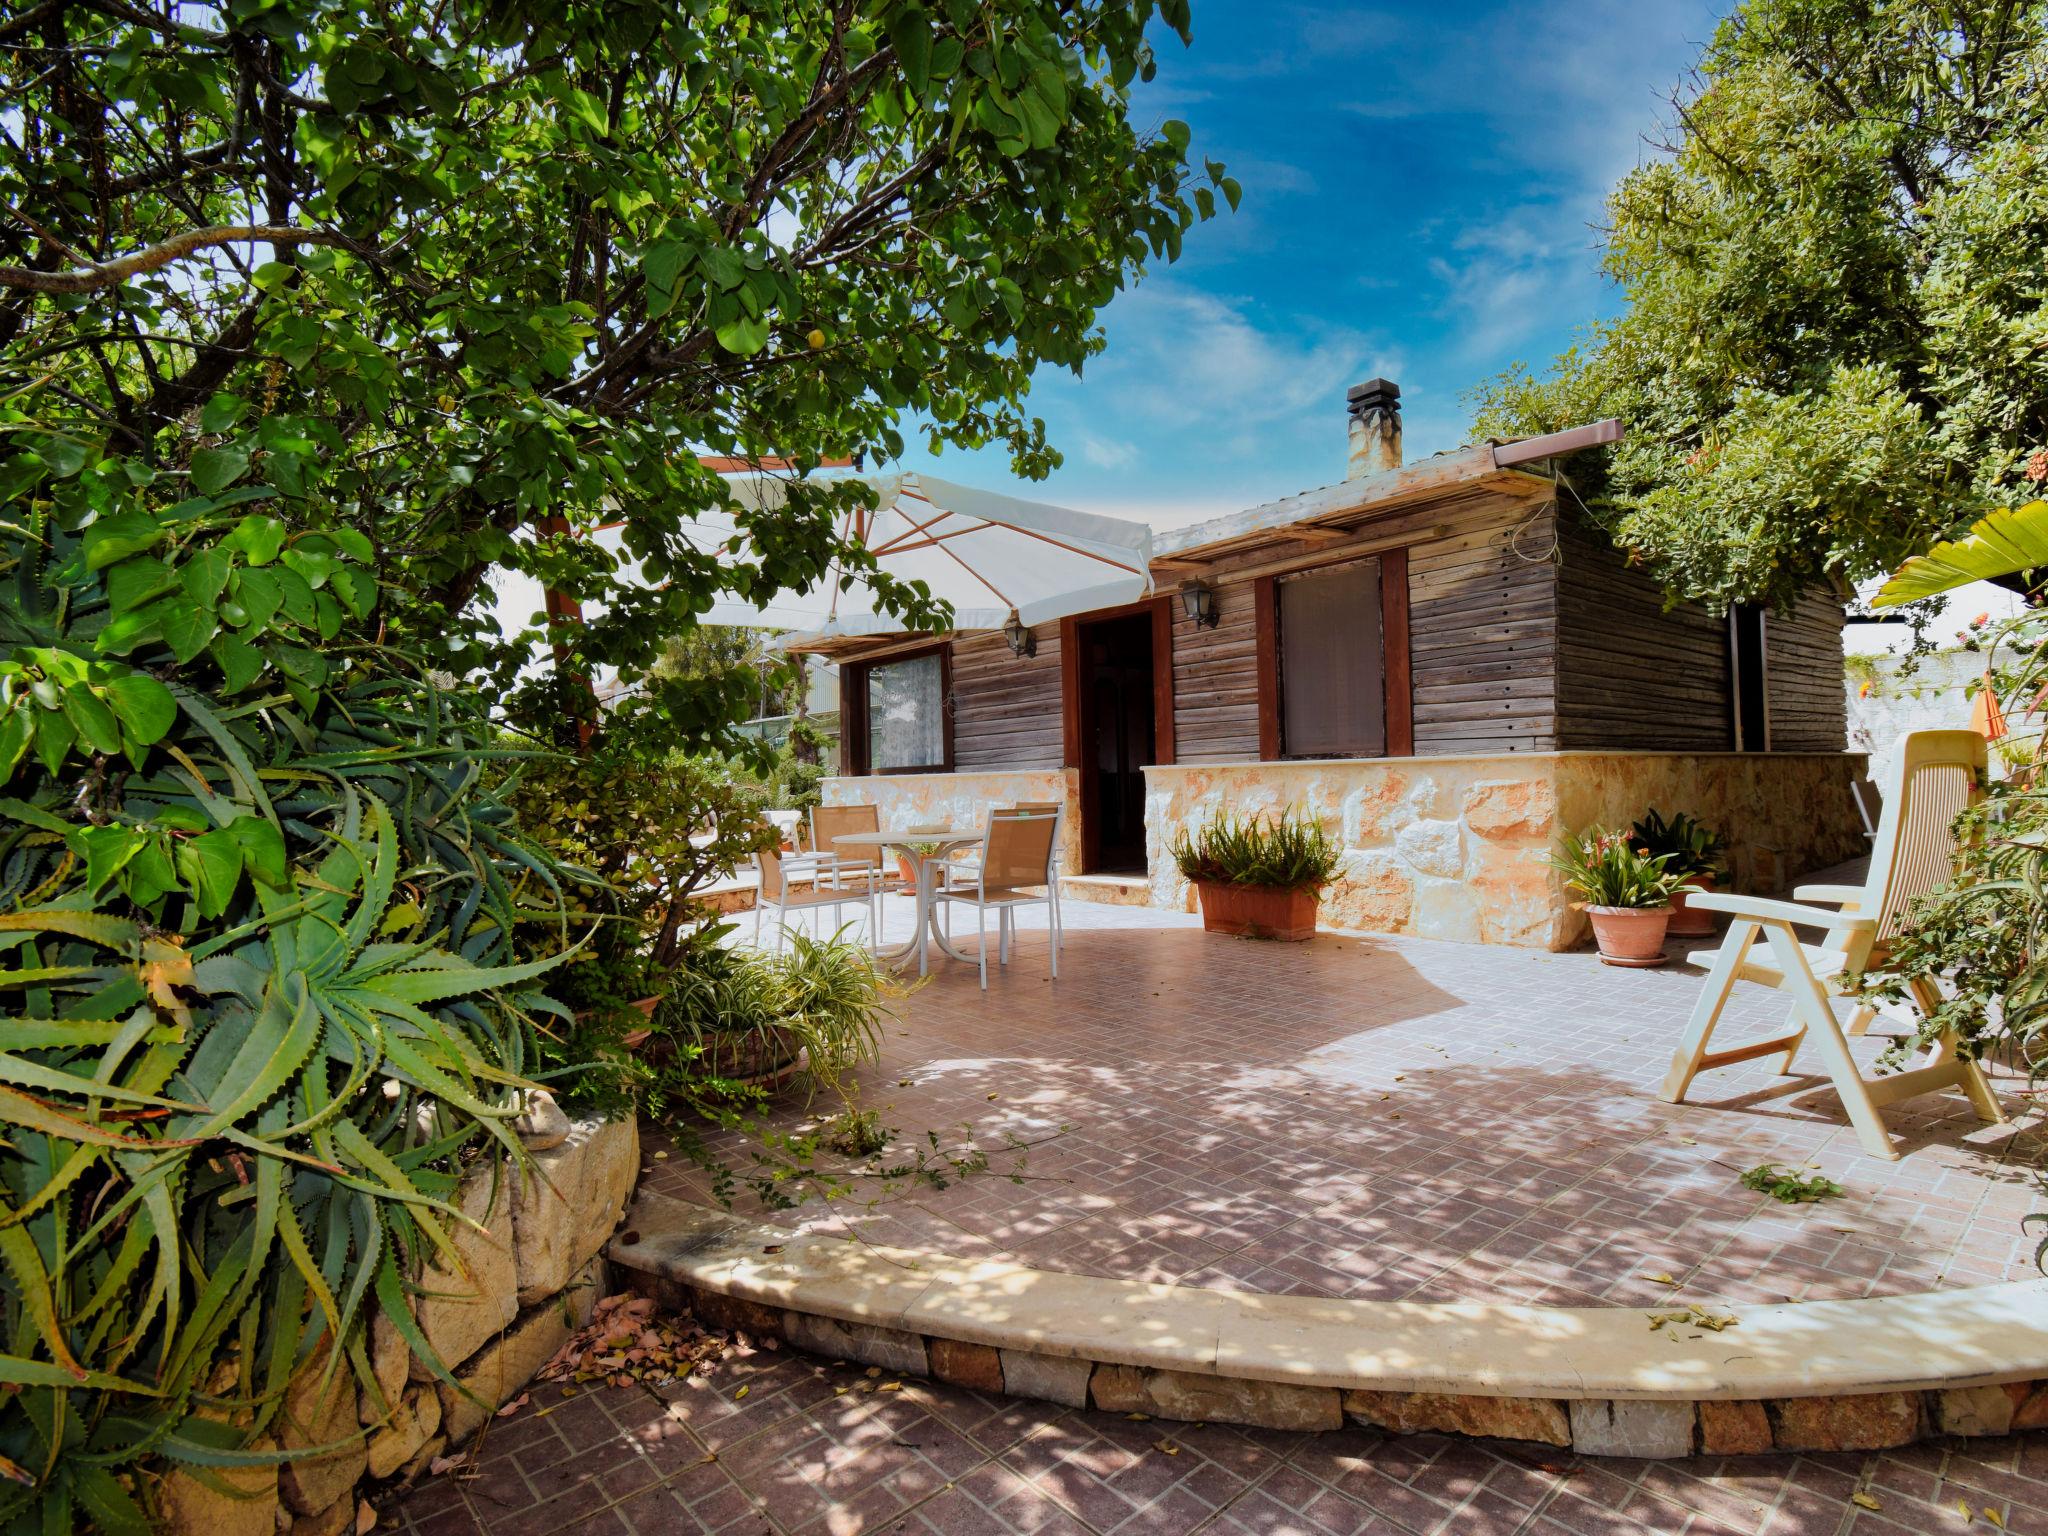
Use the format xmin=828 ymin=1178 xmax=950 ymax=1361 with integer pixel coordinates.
xmin=1169 ymin=810 xmax=1343 ymax=891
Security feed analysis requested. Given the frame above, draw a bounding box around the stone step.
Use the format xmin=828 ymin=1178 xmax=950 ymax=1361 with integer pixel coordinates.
xmin=1058 ymin=872 xmax=1154 ymax=908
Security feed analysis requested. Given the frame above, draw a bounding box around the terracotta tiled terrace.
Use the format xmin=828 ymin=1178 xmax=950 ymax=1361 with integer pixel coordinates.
xmin=640 ymin=887 xmax=2040 ymax=1312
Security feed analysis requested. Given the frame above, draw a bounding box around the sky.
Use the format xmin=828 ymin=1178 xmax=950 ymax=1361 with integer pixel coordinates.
xmin=894 ymin=0 xmax=1728 ymax=527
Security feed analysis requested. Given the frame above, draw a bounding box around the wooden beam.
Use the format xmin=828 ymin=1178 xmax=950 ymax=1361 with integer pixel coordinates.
xmin=1151 ymin=597 xmax=1176 ymax=766
xmin=1381 ymin=547 xmax=1413 ymax=758
xmin=1253 ymin=575 xmax=1280 ymax=761
xmin=1157 ymin=524 xmax=1449 ymax=586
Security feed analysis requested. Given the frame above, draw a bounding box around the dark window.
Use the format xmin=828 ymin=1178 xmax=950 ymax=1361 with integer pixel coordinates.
xmin=844 ymin=646 xmax=952 ymax=773
xmin=1277 ymin=558 xmax=1386 ymax=758
xmin=1730 ymin=604 xmax=1769 ymax=751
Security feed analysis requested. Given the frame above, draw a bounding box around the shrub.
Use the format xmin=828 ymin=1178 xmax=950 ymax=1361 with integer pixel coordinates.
xmin=1547 ymin=829 xmax=1685 ymax=909
xmin=1170 ymin=811 xmax=1343 ymax=891
xmin=1630 ymin=808 xmax=1726 ymax=881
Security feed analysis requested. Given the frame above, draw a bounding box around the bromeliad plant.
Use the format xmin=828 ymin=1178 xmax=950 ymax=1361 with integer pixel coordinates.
xmin=1546 ymin=829 xmax=1685 ymax=909
xmin=1629 ymin=809 xmax=1726 ymax=882
xmin=1169 ymin=810 xmax=1343 ymax=891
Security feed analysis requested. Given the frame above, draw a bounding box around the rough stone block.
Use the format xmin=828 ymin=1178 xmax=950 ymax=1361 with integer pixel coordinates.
xmin=780 ymin=1311 xmax=928 ymax=1377
xmin=1321 ymin=849 xmax=1413 ymax=933
xmin=1470 ymin=853 xmax=1565 ymax=949
xmin=511 ymin=1116 xmax=638 ymax=1306
xmin=1410 ymin=875 xmax=1484 ymax=943
xmin=292 ymin=1496 xmax=355 ymax=1536
xmin=366 ymin=1386 xmax=441 ymax=1480
xmin=929 ymin=1337 xmax=1004 ymax=1394
xmin=1342 ymin=773 xmax=1412 ymax=843
xmin=278 ymin=1346 xmax=366 ymax=1515
xmin=1568 ymin=1399 xmax=1695 ymax=1459
xmin=1698 ymin=1400 xmax=1773 ymax=1456
xmin=438 ymin=1259 xmax=603 ymax=1445
xmin=1937 ymin=1384 xmax=2016 ymax=1437
xmin=1343 ymin=1389 xmax=1568 ymax=1447
xmin=999 ymin=1350 xmax=1091 ymax=1408
xmin=1769 ymin=1392 xmax=1920 ymax=1452
xmin=1395 ymin=819 xmax=1464 ymax=879
xmin=410 ymin=1168 xmax=518 ymax=1380
xmin=1462 ymin=779 xmax=1557 ymax=841
xmin=2012 ymin=1382 xmax=2048 ymax=1431
xmin=157 ymin=1452 xmax=278 ymax=1536
xmin=359 ymin=1313 xmax=409 ymax=1426
xmin=1092 ymin=1364 xmax=1341 ymax=1432
xmin=689 ymin=1288 xmax=785 ymax=1339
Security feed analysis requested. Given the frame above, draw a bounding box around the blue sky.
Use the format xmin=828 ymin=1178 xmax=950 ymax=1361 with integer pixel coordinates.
xmin=900 ymin=0 xmax=1725 ymax=526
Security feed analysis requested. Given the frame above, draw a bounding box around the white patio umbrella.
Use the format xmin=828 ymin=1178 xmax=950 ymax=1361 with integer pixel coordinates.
xmin=694 ymin=470 xmax=1155 ymax=647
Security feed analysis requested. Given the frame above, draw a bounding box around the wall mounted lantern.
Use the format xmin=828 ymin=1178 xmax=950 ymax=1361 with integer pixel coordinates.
xmin=1179 ymin=579 xmax=1219 ymax=629
xmin=1002 ymin=611 xmax=1036 ymax=657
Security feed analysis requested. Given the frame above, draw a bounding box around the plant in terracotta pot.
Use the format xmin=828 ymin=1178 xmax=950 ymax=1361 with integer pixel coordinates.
xmin=1547 ymin=828 xmax=1685 ymax=967
xmin=1170 ymin=810 xmax=1343 ymax=941
xmin=1631 ymin=809 xmax=1728 ymax=938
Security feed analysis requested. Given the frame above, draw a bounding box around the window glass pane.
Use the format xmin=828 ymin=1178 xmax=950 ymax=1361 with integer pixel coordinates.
xmin=866 ymin=653 xmax=945 ymax=769
xmin=1279 ymin=560 xmax=1385 ymax=757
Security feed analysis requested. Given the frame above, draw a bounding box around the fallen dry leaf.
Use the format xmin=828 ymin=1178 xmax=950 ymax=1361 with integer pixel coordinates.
xmin=1153 ymin=1440 xmax=1179 ymax=1456
xmin=735 ymin=1386 xmax=749 ymax=1400
xmin=1850 ymin=1491 xmax=1882 ymax=1511
xmin=356 ymin=1500 xmax=377 ymax=1535
xmin=495 ymin=1393 xmax=528 ymax=1418
xmin=1644 ymin=1272 xmax=1679 ymax=1286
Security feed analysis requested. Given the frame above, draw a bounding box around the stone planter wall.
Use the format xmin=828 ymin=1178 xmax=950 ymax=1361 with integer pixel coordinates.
xmin=157 ymin=1115 xmax=639 ymax=1536
xmin=821 ymin=767 xmax=1081 ymax=874
xmin=1144 ymin=751 xmax=1865 ymax=951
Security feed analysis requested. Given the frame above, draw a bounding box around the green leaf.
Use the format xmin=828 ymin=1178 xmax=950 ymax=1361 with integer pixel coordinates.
xmin=211 ymin=633 xmax=264 ymax=692
xmin=229 ymin=816 xmax=289 ymax=888
xmin=189 ymin=446 xmax=251 ymax=495
xmin=890 ymin=8 xmax=933 ymax=94
xmin=0 ymin=704 xmax=31 ymax=781
xmin=233 ymin=567 xmax=282 ymax=630
xmin=83 ymin=513 xmax=163 ymax=571
xmin=99 ymin=670 xmax=178 ymax=745
xmin=71 ymin=824 xmax=148 ymax=895
xmin=180 ymin=547 xmax=234 ymax=604
xmin=714 ymin=313 xmax=771 ymax=355
xmin=158 ymin=594 xmax=220 ymax=664
xmin=62 ymin=684 xmax=123 ymax=755
xmin=175 ymin=830 xmax=244 ymax=919
xmin=1875 ymin=499 xmax=2048 ymax=606
xmin=226 ymin=514 xmax=288 ymax=566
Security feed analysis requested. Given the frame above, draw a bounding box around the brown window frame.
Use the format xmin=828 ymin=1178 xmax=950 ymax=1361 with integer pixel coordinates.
xmin=1255 ymin=547 xmax=1412 ymax=760
xmin=839 ymin=641 xmax=956 ymax=775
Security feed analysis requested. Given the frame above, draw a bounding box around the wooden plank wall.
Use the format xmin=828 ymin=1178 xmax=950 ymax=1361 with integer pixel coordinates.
xmin=1553 ymin=507 xmax=1846 ymax=752
xmin=950 ymin=624 xmax=1065 ymax=771
xmin=1765 ymin=588 xmax=1850 ymax=751
xmin=1166 ymin=486 xmax=1561 ymax=760
xmin=1407 ymin=489 xmax=1558 ymax=754
xmin=1554 ymin=509 xmax=1731 ymax=751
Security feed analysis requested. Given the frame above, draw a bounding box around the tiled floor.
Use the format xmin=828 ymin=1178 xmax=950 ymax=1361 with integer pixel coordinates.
xmin=386 ymin=1341 xmax=2048 ymax=1535
xmin=641 ymin=890 xmax=2042 ymax=1310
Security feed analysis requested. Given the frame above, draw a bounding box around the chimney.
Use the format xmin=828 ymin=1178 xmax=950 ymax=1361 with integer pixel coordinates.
xmin=1346 ymin=378 xmax=1401 ymax=479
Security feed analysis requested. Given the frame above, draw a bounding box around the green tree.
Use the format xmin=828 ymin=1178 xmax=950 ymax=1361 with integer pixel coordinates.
xmin=2 ymin=0 xmax=1232 ymax=746
xmin=1470 ymin=0 xmax=2048 ymax=612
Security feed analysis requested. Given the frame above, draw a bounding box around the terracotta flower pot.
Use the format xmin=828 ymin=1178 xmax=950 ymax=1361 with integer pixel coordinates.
xmin=1193 ymin=880 xmax=1320 ymax=942
xmin=621 ymin=995 xmax=661 ymax=1049
xmin=1585 ymin=904 xmax=1671 ymax=967
xmin=1667 ymin=875 xmax=1719 ymax=938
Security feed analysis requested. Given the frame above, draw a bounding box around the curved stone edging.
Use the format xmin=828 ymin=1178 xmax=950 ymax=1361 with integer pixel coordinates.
xmin=609 ymin=1191 xmax=2048 ymax=1458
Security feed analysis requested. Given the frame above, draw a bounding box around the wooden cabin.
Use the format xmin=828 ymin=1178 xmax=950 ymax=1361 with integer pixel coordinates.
xmin=816 ymin=382 xmax=1861 ymax=949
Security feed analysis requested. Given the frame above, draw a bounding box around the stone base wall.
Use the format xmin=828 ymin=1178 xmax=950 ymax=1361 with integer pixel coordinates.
xmin=1144 ymin=752 xmax=1865 ymax=951
xmin=822 ymin=768 xmax=1081 ymax=875
xmin=158 ymin=1115 xmax=639 ymax=1536
xmin=627 ymin=1272 xmax=2048 ymax=1460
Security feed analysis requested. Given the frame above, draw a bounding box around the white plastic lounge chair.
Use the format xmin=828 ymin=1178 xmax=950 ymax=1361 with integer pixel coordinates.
xmin=934 ymin=807 xmax=1063 ymax=989
xmin=1660 ymin=729 xmax=2003 ymax=1160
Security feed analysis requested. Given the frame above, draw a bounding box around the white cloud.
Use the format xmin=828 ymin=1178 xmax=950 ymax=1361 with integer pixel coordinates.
xmin=1077 ymin=433 xmax=1140 ymax=470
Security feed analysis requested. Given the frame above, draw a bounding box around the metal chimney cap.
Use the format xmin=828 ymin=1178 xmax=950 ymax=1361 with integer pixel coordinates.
xmin=1347 ymin=379 xmax=1400 ymax=415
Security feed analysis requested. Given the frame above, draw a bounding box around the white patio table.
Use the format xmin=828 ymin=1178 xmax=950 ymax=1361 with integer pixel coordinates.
xmin=830 ymin=828 xmax=982 ymax=977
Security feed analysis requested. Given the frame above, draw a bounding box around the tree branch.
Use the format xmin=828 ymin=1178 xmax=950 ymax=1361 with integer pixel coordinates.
xmin=0 ymin=224 xmax=356 ymax=293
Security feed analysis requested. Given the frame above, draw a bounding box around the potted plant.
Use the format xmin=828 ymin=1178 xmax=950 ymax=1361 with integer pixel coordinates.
xmin=1631 ymin=809 xmax=1727 ymax=937
xmin=1547 ymin=828 xmax=1685 ymax=966
xmin=1170 ymin=810 xmax=1342 ymax=941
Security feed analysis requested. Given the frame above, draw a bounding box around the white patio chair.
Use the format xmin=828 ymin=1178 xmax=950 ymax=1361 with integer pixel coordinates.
xmin=1660 ymin=730 xmax=2002 ymax=1159
xmin=934 ymin=807 xmax=1063 ymax=989
xmin=751 ymin=842 xmax=873 ymax=952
